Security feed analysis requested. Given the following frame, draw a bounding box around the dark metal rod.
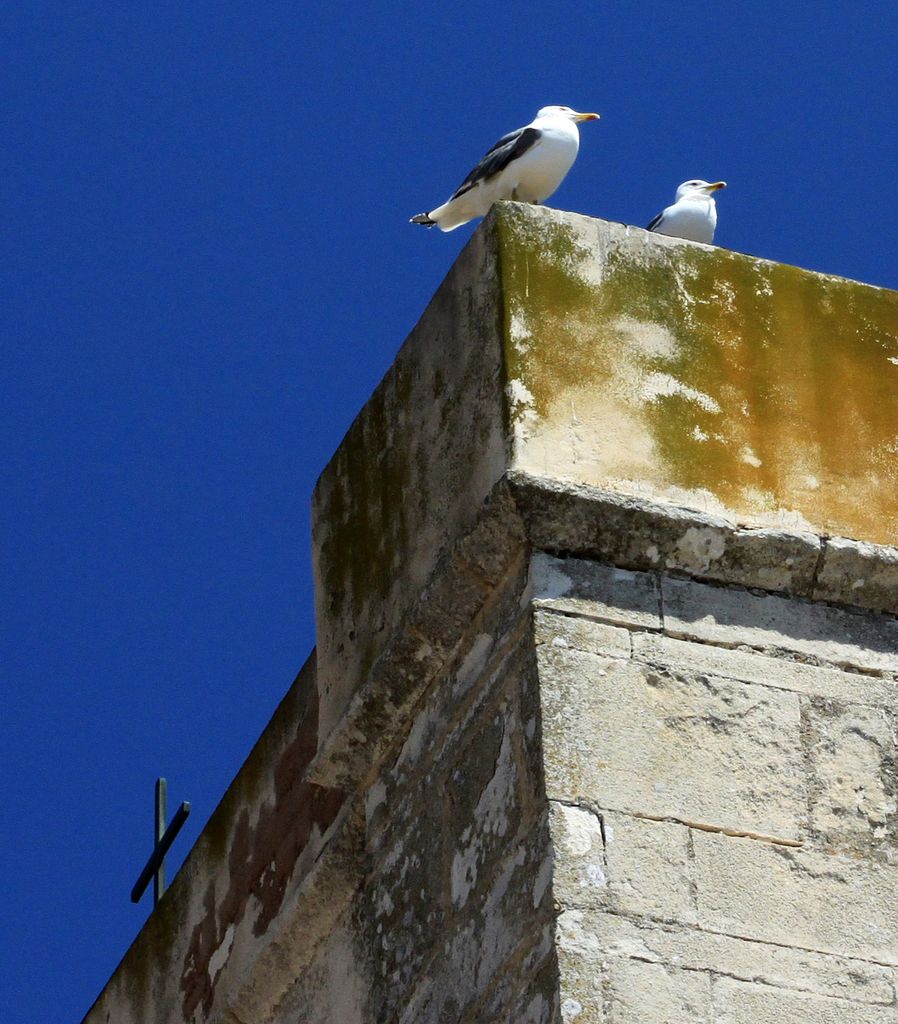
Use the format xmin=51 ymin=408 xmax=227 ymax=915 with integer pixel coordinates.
xmin=154 ymin=777 xmax=167 ymax=905
xmin=130 ymin=800 xmax=191 ymax=904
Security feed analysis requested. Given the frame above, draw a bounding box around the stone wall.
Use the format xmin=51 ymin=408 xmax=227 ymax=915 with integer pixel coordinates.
xmin=83 ymin=206 xmax=898 ymax=1023
xmin=285 ymin=530 xmax=556 ymax=1023
xmin=534 ymin=550 xmax=898 ymax=1022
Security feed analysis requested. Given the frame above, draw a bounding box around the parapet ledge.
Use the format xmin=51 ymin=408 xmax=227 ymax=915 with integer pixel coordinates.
xmin=508 ymin=470 xmax=898 ymax=617
xmin=312 ymin=202 xmax=898 ymax=775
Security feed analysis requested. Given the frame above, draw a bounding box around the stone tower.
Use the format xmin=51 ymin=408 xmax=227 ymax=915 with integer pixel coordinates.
xmin=84 ymin=204 xmax=898 ymax=1023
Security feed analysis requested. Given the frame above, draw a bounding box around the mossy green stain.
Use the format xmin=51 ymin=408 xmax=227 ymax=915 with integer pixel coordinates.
xmin=494 ymin=204 xmax=898 ymax=542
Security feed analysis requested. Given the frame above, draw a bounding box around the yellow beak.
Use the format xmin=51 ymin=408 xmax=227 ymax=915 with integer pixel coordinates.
xmin=707 ymin=181 xmax=727 ymax=191
xmin=575 ymin=112 xmax=601 ymax=122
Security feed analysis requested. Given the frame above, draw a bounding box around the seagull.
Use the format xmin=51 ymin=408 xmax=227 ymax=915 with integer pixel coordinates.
xmin=411 ymin=105 xmax=600 ymax=232
xmin=646 ymin=179 xmax=727 ymax=244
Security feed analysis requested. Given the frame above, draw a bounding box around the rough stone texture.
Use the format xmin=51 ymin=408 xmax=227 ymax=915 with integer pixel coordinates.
xmin=694 ymin=830 xmax=898 ymax=964
xmin=537 ymin=552 xmax=898 ymax=1022
xmin=712 ymin=977 xmax=898 ymax=1023
xmin=496 ymin=205 xmax=898 ymax=545
xmin=531 ymin=552 xmax=661 ymax=630
xmin=583 ymin=911 xmax=896 ymax=1005
xmin=633 ymin=632 xmax=898 ymax=705
xmin=814 ymin=535 xmax=898 ymax=615
xmin=606 ymin=959 xmax=711 ymax=1023
xmin=84 ymin=207 xmax=898 ymax=1024
xmin=311 ymin=217 xmax=509 ymax=755
xmin=513 ymin=470 xmax=822 ymax=596
xmin=540 ymin=640 xmax=806 ymax=842
xmin=803 ymin=698 xmax=898 ymax=858
xmin=662 ymin=573 xmax=898 ymax=674
xmin=601 ymin=810 xmax=697 ymax=924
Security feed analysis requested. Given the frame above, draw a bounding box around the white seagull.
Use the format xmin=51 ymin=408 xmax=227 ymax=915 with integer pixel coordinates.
xmin=647 ymin=179 xmax=727 ymax=244
xmin=411 ymin=105 xmax=600 ymax=232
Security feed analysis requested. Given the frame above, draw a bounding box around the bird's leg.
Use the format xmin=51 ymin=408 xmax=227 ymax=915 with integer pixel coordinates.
xmin=511 ymin=187 xmax=519 ymax=200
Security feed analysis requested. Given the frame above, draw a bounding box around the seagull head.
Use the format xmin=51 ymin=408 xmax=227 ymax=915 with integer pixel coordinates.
xmin=675 ymin=179 xmax=727 ymax=201
xmin=536 ymin=105 xmax=600 ymax=123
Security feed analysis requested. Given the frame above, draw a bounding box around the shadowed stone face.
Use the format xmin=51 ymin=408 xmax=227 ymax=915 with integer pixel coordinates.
xmin=496 ymin=204 xmax=898 ymax=543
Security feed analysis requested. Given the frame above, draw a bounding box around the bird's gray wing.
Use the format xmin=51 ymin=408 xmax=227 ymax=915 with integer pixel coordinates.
xmin=646 ymin=209 xmax=665 ymax=232
xmin=450 ymin=127 xmax=542 ymax=200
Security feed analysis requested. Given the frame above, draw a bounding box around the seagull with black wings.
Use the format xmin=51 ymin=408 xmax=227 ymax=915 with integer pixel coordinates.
xmin=411 ymin=105 xmax=600 ymax=232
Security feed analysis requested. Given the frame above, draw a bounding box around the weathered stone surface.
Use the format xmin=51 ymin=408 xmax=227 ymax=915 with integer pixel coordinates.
xmin=712 ymin=976 xmax=898 ymax=1023
xmin=497 ymin=204 xmax=898 ymax=546
xmin=309 ymin=479 xmax=529 ymax=791
xmin=602 ymin=811 xmax=696 ymax=924
xmin=394 ymin=818 xmax=555 ymax=1024
xmin=512 ymin=470 xmax=821 ymax=594
xmin=540 ymin=644 xmax=805 ymax=840
xmin=693 ymin=830 xmax=898 ymax=964
xmin=359 ymin=582 xmax=548 ymax=1023
xmin=662 ymin=574 xmax=898 ymax=673
xmin=633 ymin=632 xmax=898 ymax=706
xmin=533 ymin=608 xmax=632 ymax=660
xmin=271 ymin=913 xmax=370 ymax=1024
xmin=548 ymin=802 xmax=610 ymax=913
xmin=814 ymin=535 xmax=898 ymax=615
xmin=803 ymin=698 xmax=898 ymax=856
xmin=550 ymin=804 xmax=698 ymax=925
xmin=556 ymin=945 xmax=605 ymax=1023
xmin=85 ymin=206 xmax=898 ymax=1024
xmin=312 ymin=219 xmax=509 ymax=752
xmin=606 ymin=959 xmax=711 ymax=1023
xmin=531 ymin=552 xmax=661 ymax=630
xmin=589 ymin=910 xmax=895 ymax=1006
xmin=463 ymin=937 xmax=558 ymax=1024
xmin=555 ymin=910 xmax=607 ymax=1023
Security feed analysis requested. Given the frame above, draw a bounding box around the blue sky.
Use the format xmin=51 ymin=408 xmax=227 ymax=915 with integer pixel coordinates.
xmin=3 ymin=3 xmax=897 ymax=1020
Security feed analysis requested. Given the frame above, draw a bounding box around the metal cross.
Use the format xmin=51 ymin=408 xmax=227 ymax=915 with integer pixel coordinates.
xmin=130 ymin=777 xmax=191 ymax=906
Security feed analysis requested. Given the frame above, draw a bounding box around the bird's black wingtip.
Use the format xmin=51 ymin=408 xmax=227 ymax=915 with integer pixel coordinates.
xmin=410 ymin=213 xmax=437 ymax=227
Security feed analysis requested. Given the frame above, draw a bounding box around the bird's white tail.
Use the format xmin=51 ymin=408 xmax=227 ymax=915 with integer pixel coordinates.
xmin=410 ymin=212 xmax=436 ymax=227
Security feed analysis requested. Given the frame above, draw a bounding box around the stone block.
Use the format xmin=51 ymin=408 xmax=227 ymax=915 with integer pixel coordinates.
xmin=549 ymin=802 xmax=610 ymax=913
xmin=534 ymin=609 xmax=632 ymax=660
xmin=814 ymin=535 xmax=898 ymax=616
xmin=712 ymin=976 xmax=898 ymax=1023
xmin=693 ymin=830 xmax=898 ymax=964
xmin=556 ymin=932 xmax=605 ymax=1024
xmin=606 ymin=958 xmax=711 ymax=1023
xmin=540 ymin=645 xmax=805 ymax=841
xmin=531 ymin=553 xmax=661 ymax=630
xmin=661 ymin=575 xmax=898 ymax=674
xmin=603 ymin=811 xmax=696 ymax=924
xmin=396 ymin=819 xmax=554 ymax=1024
xmin=803 ymin=698 xmax=898 ymax=853
xmin=448 ymin=698 xmax=524 ymax=910
xmin=312 ymin=218 xmax=509 ymax=751
xmin=550 ymin=806 xmax=697 ymax=925
xmin=591 ymin=911 xmax=895 ymax=1006
xmin=468 ymin=943 xmax=559 ymax=1024
xmin=632 ymin=632 xmax=898 ymax=706
xmin=512 ymin=471 xmax=821 ymax=595
xmin=365 ymin=769 xmax=446 ymax=1000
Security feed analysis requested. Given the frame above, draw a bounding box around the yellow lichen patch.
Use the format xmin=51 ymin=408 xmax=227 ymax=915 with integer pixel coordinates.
xmin=495 ymin=204 xmax=898 ymax=543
